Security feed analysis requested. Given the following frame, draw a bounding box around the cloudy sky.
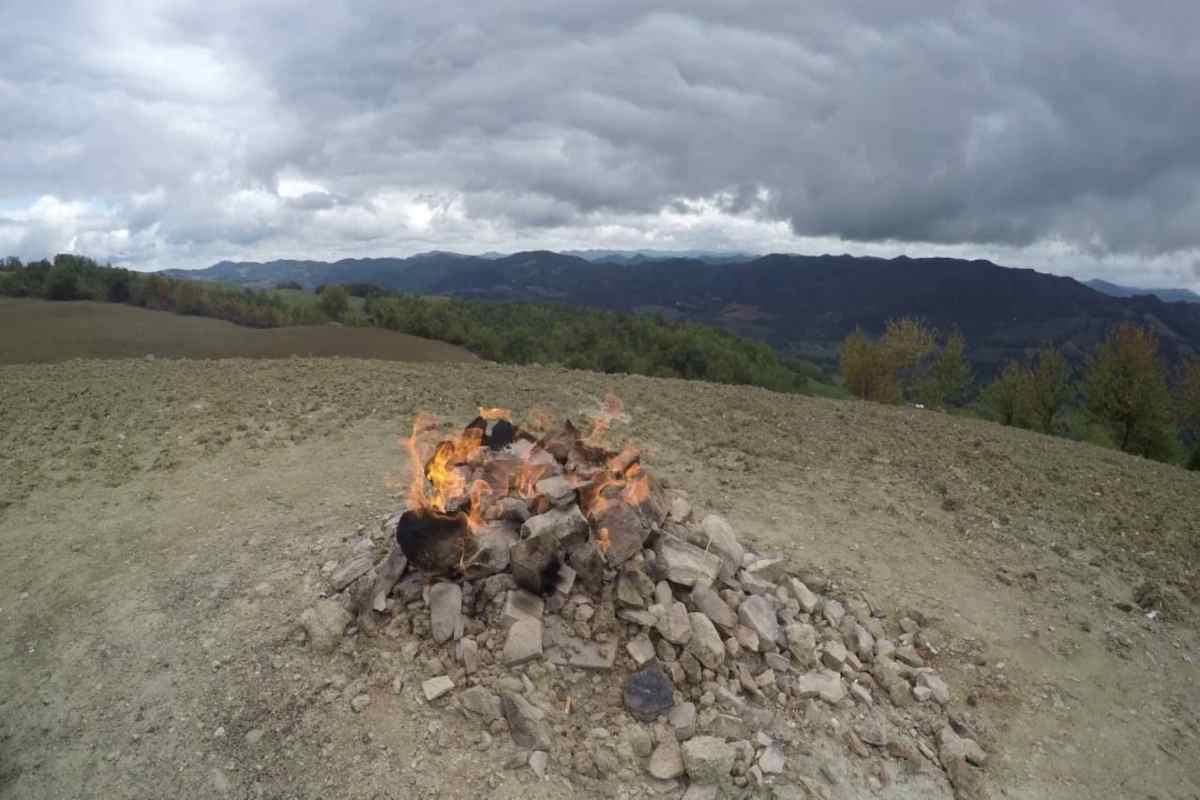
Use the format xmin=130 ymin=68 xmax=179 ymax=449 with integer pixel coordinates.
xmin=2 ymin=1 xmax=1199 ymax=288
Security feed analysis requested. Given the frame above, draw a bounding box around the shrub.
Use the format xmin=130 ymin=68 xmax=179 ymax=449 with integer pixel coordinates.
xmin=319 ymin=284 xmax=350 ymax=321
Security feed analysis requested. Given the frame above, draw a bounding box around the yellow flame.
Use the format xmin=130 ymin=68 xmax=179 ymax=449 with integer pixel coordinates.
xmin=479 ymin=407 xmax=511 ymax=421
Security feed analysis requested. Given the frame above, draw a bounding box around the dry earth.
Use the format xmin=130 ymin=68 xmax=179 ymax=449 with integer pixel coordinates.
xmin=0 ymin=358 xmax=1198 ymax=799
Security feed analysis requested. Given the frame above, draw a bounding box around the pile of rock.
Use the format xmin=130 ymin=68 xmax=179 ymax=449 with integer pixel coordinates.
xmin=301 ymin=412 xmax=988 ymax=798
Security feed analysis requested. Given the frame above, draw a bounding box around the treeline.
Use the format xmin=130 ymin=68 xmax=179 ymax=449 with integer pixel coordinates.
xmin=0 ymin=255 xmax=834 ymax=396
xmin=839 ymin=318 xmax=1200 ymax=467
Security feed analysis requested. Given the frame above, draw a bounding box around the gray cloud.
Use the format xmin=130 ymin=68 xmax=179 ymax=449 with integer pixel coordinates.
xmin=1 ymin=0 xmax=1199 ymax=287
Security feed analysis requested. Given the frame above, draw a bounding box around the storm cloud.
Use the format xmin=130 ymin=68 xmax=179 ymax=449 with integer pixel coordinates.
xmin=2 ymin=0 xmax=1198 ymax=287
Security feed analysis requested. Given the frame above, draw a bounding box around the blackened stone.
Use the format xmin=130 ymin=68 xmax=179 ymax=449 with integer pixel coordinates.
xmin=511 ymin=531 xmax=562 ymax=595
xmin=488 ymin=419 xmax=515 ymax=450
xmin=623 ymin=663 xmax=674 ymax=722
xmin=569 ymin=540 xmax=606 ymax=592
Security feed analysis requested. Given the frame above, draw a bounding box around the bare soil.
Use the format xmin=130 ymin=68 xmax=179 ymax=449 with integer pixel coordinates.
xmin=0 ymin=298 xmax=477 ymax=364
xmin=0 ymin=358 xmax=1197 ymax=799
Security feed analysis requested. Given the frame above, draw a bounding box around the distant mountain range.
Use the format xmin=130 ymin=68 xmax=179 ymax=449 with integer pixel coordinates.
xmin=1084 ymin=278 xmax=1200 ymax=304
xmin=162 ymin=251 xmax=1200 ymax=373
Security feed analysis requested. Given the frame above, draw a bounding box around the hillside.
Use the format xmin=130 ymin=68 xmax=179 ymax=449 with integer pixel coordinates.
xmin=0 ymin=298 xmax=477 ymax=364
xmin=1085 ymin=278 xmax=1200 ymax=304
xmin=165 ymin=252 xmax=1200 ymax=372
xmin=0 ymin=359 xmax=1196 ymax=799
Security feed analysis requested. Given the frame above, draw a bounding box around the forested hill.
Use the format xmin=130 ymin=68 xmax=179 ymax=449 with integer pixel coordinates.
xmin=165 ymin=251 xmax=1200 ymax=373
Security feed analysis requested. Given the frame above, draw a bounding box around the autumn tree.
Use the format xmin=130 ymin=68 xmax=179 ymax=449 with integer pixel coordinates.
xmin=319 ymin=284 xmax=350 ymax=321
xmin=1083 ymin=323 xmax=1177 ymax=460
xmin=839 ymin=328 xmax=899 ymax=403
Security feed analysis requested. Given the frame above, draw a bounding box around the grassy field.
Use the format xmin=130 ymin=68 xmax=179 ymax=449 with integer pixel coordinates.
xmin=0 ymin=297 xmax=477 ymax=364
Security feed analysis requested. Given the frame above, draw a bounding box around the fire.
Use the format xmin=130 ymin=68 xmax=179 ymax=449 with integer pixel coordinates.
xmin=479 ymin=406 xmax=511 ymax=421
xmin=585 ymin=391 xmax=624 ymax=447
xmin=621 ymin=463 xmax=650 ymax=507
xmin=596 ymin=526 xmax=610 ymax=555
xmin=403 ymin=413 xmax=438 ymax=512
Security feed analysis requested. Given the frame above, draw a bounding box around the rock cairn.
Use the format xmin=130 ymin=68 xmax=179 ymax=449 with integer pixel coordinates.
xmin=301 ymin=410 xmax=989 ymax=798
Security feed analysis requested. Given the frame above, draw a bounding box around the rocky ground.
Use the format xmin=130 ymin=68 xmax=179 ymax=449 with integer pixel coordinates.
xmin=0 ymin=358 xmax=1198 ymax=799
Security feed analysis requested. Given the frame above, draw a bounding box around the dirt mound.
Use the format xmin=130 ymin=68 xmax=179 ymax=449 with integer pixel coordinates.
xmin=0 ymin=359 xmax=1197 ymax=799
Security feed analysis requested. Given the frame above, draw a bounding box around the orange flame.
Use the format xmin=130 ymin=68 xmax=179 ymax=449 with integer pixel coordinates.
xmin=585 ymin=392 xmax=624 ymax=447
xmin=479 ymin=407 xmax=511 ymax=421
xmin=621 ymin=463 xmax=650 ymax=507
xmin=596 ymin=527 xmax=611 ymax=555
xmin=404 ymin=414 xmax=438 ymax=511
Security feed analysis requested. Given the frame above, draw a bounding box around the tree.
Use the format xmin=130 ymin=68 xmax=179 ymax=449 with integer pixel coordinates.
xmin=174 ymin=281 xmax=206 ymax=315
xmin=880 ymin=317 xmax=937 ymax=398
xmin=45 ymin=265 xmax=80 ymax=300
xmin=1025 ymin=345 xmax=1072 ymax=433
xmin=918 ymin=329 xmax=972 ymax=407
xmin=839 ymin=328 xmax=899 ymax=403
xmin=980 ymin=360 xmax=1030 ymax=426
xmin=1083 ymin=323 xmax=1177 ymax=460
xmin=319 ymin=284 xmax=350 ymax=321
xmin=1177 ymin=357 xmax=1200 ymax=469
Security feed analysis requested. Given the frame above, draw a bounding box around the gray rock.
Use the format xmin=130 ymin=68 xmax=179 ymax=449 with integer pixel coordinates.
xmin=299 ymin=600 xmax=352 ymax=652
xmin=502 ymin=692 xmax=551 ymax=749
xmin=657 ymin=537 xmax=722 ymax=587
xmin=793 ymin=670 xmax=845 ymax=705
xmin=462 ymin=521 xmax=519 ymax=578
xmin=658 ymin=602 xmax=693 ymax=645
xmin=520 ymin=505 xmax=589 ymax=546
xmin=623 ymin=664 xmax=674 ymax=721
xmin=916 ymin=671 xmax=950 ymax=705
xmin=349 ymin=693 xmax=370 ymax=713
xmin=785 ymin=578 xmax=819 ymax=614
xmin=617 ymin=571 xmax=647 ymax=607
xmin=502 ymin=618 xmax=544 ymax=666
xmin=669 ymin=496 xmax=693 ymax=523
xmin=821 ymin=598 xmax=845 ymax=627
xmin=534 ymin=475 xmax=576 ymax=507
xmin=690 ymin=585 xmax=738 ymax=631
xmin=510 ymin=530 xmax=563 ymax=594
xmin=682 ymin=736 xmax=736 ymax=785
xmin=422 ymin=675 xmax=454 ymax=701
xmin=743 ymin=557 xmax=787 ymax=584
xmin=429 ymin=582 xmax=463 ymax=643
xmin=874 ymin=638 xmax=896 ymax=660
xmin=625 ymin=724 xmax=655 ymax=758
xmin=850 ymin=624 xmax=875 ymax=662
xmin=700 ymin=515 xmax=744 ymax=579
xmin=738 ymin=595 xmax=781 ymax=645
xmin=655 ymin=580 xmax=675 ymax=608
xmin=329 ymin=551 xmax=375 ymax=592
xmin=820 ymin=640 xmax=848 ymax=671
xmin=739 ymin=570 xmax=779 ymax=596
xmin=784 ymin=623 xmax=816 ymax=668
xmin=669 ymin=702 xmax=698 ymax=740
xmin=545 ymin=635 xmax=617 ymax=670
xmin=457 ymin=637 xmax=480 ymax=674
xmin=528 ymin=749 xmax=549 ymax=779
xmin=649 ymin=737 xmax=685 ymax=779
xmin=734 ymin=624 xmax=760 ymax=653
xmin=758 ymin=743 xmax=786 ymax=774
xmin=765 ymin=651 xmax=792 ymax=673
xmin=501 ymin=589 xmax=545 ymax=626
xmin=370 ymin=547 xmax=408 ymax=612
xmin=686 ymin=612 xmax=726 ymax=670
xmin=461 ymin=686 xmax=503 ymax=720
xmin=626 ymin=634 xmax=656 ymax=666
xmin=913 ymin=685 xmax=933 ymax=703
xmin=618 ymin=608 xmax=659 ymax=627
xmin=682 ymin=784 xmax=719 ymax=800
xmin=938 ymin=725 xmax=987 ymax=767
xmin=895 ymin=645 xmax=925 ymax=668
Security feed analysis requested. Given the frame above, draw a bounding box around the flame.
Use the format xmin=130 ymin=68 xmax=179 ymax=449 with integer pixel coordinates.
xmin=525 ymin=406 xmax=555 ymax=434
xmin=479 ymin=406 xmax=511 ymax=421
xmin=466 ymin=479 xmax=493 ymax=532
xmin=585 ymin=392 xmax=624 ymax=447
xmin=621 ymin=462 xmax=650 ymax=506
xmin=404 ymin=414 xmax=438 ymax=511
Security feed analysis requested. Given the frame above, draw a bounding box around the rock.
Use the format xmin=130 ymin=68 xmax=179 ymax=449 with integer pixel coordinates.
xmin=669 ymin=496 xmax=692 ymax=523
xmin=501 ymin=589 xmax=545 ymax=626
xmin=623 ymin=664 xmax=675 ymax=721
xmin=734 ymin=624 xmax=760 ymax=653
xmin=546 ymin=635 xmax=617 ymax=670
xmin=894 ymin=646 xmax=925 ymax=668
xmin=682 ymin=785 xmax=719 ymax=800
xmin=529 ymin=749 xmax=549 ymax=779
xmin=510 ymin=531 xmax=563 ymax=595
xmin=655 ymin=637 xmax=678 ymax=662
xmin=669 ymin=702 xmax=698 ymax=739
xmin=875 ymin=638 xmax=896 ymax=660
xmin=625 ymin=724 xmax=655 ymax=758
xmin=568 ymin=540 xmax=606 ymax=592
xmin=738 ymin=595 xmax=780 ymax=645
xmin=820 ymin=640 xmax=848 ymax=671
xmin=765 ymin=651 xmax=792 ymax=673
xmin=627 ymin=634 xmax=657 ymax=666
xmin=617 ymin=571 xmax=647 ymax=607
xmin=429 ymin=582 xmax=463 ymax=643
xmin=592 ymin=500 xmax=653 ymax=565
xmin=521 ymin=505 xmax=589 ymax=547
xmin=649 ymin=737 xmax=685 ymax=779
xmin=350 ymin=693 xmax=370 ymax=713
xmin=898 ymin=616 xmax=920 ymax=635
xmin=330 ymin=551 xmax=375 ymax=592
xmin=913 ymin=686 xmax=933 ymax=703
xmin=744 ymin=557 xmax=787 ymax=584
xmin=690 ymin=585 xmax=738 ymax=631
xmin=457 ymin=637 xmax=481 ymax=674
xmin=462 ymin=521 xmax=519 ymax=578
xmin=888 ymin=681 xmax=913 ymax=707
xmin=682 ymin=736 xmax=736 ymax=785
xmin=657 ymin=537 xmax=722 ymax=587
xmin=849 ymin=682 xmax=873 ymax=705
xmin=422 ymin=675 xmax=454 ymax=701
xmin=370 ymin=547 xmax=408 ymax=612
xmin=793 ymin=670 xmax=845 ymax=705
xmin=502 ymin=618 xmax=544 ymax=665
xmin=939 ymin=725 xmax=987 ymax=767
xmin=758 ymin=743 xmax=785 ymax=774
xmin=619 ymin=608 xmax=659 ymax=627
xmin=821 ymin=599 xmax=845 ymax=627
xmin=462 ymin=686 xmax=503 ymax=720
xmin=850 ymin=624 xmax=875 ymax=661
xmin=659 ymin=602 xmax=693 ymax=645
xmin=700 ymin=515 xmax=744 ymax=579
xmin=502 ymin=692 xmax=551 ymax=749
xmin=686 ymin=612 xmax=726 ymax=670
xmin=299 ymin=600 xmax=353 ymax=652
xmin=917 ymin=671 xmax=951 ymax=705
xmin=785 ymin=578 xmax=819 ymax=614
xmin=784 ymin=623 xmax=816 ymax=668
xmin=534 ymin=475 xmax=576 ymax=507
